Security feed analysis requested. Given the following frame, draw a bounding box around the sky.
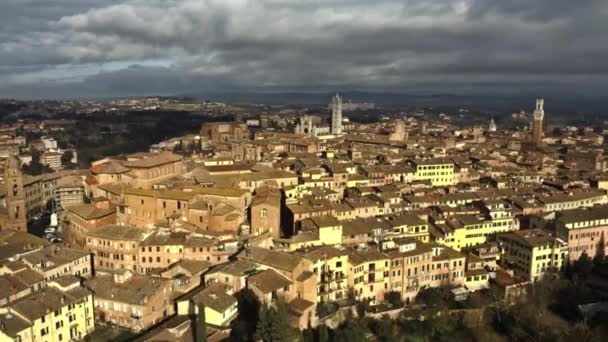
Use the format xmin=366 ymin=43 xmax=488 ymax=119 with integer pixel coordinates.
xmin=1 ymin=0 xmax=608 ymax=99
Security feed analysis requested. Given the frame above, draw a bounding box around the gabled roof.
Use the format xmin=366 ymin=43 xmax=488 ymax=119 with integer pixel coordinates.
xmin=247 ymin=269 xmax=293 ymax=294
xmin=237 ymin=247 xmax=305 ymax=273
xmin=67 ymin=204 xmax=115 ymax=220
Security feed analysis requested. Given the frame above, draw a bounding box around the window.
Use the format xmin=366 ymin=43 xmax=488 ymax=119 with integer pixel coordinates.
xmin=261 ymin=208 xmax=267 ymax=218
xmin=41 ymin=327 xmax=49 ymax=336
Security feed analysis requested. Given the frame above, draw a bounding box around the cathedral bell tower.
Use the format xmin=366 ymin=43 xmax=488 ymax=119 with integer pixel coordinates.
xmin=3 ymin=156 xmax=27 ymax=232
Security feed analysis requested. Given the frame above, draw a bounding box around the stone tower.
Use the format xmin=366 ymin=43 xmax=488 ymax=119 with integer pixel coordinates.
xmin=389 ymin=121 xmax=406 ymax=141
xmin=533 ymin=98 xmax=545 ymax=145
xmin=331 ymin=93 xmax=343 ymax=135
xmin=3 ymin=156 xmax=27 ymax=232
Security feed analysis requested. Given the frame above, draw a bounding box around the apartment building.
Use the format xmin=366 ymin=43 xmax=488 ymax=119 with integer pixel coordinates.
xmin=40 ymin=152 xmax=62 ymax=170
xmin=138 ymin=230 xmax=236 ymax=273
xmin=498 ymin=229 xmax=568 ymax=282
xmin=537 ymin=191 xmax=607 ymax=212
xmin=300 ymin=245 xmax=349 ymax=303
xmin=19 ymin=245 xmax=92 ymax=280
xmin=54 ymin=176 xmax=84 ymax=211
xmin=436 ymin=201 xmax=518 ymax=251
xmin=346 ymin=247 xmax=390 ymax=304
xmin=385 ymin=214 xmax=430 ymax=242
xmin=385 ymin=238 xmax=434 ymax=304
xmin=85 ymin=225 xmax=151 ymax=272
xmin=65 ymin=203 xmax=116 ymax=248
xmin=1 ymin=283 xmax=95 ymax=342
xmin=410 ymin=159 xmax=455 ymax=186
xmin=85 ymin=271 xmax=173 ymax=332
xmin=384 ymin=238 xmax=466 ymax=304
xmin=554 ymin=206 xmax=608 ymax=261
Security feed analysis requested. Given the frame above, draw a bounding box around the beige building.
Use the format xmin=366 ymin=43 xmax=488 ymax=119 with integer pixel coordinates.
xmin=122 ymin=152 xmax=186 ymax=189
xmin=19 ymin=245 xmax=92 ymax=280
xmin=498 ymin=229 xmax=568 ymax=282
xmin=65 ymin=203 xmax=117 ymax=248
xmin=554 ymin=206 xmax=608 ymax=261
xmin=347 ymin=247 xmax=390 ymax=304
xmin=40 ymin=152 xmax=62 ymax=170
xmin=85 ymin=271 xmax=173 ymax=332
xmin=85 ymin=225 xmax=151 ymax=272
xmin=384 ymin=238 xmax=466 ymax=304
xmin=54 ymin=175 xmax=85 ymax=211
xmin=236 ymin=247 xmax=317 ymax=328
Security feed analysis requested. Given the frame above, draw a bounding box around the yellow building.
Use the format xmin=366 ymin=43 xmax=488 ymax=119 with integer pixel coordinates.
xmin=498 ymin=229 xmax=568 ymax=282
xmin=346 ymin=175 xmax=370 ymax=187
xmin=385 ymin=214 xmax=430 ymax=242
xmin=275 ymin=216 xmax=343 ymax=251
xmin=314 ymin=216 xmax=343 ymax=245
xmin=411 ymin=159 xmax=455 ymax=186
xmin=464 ymin=254 xmax=490 ymax=292
xmin=435 ymin=201 xmax=517 ymax=251
xmin=0 ymin=282 xmax=95 ymax=342
xmin=176 ymin=282 xmax=238 ymax=327
xmin=300 ymin=246 xmax=349 ymax=303
xmin=346 ymin=247 xmax=390 ymax=304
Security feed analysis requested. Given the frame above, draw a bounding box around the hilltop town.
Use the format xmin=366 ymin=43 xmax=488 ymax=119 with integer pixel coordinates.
xmin=0 ymin=95 xmax=607 ymax=341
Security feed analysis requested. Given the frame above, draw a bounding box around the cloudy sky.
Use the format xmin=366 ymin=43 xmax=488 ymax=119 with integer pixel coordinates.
xmin=1 ymin=0 xmax=607 ymax=99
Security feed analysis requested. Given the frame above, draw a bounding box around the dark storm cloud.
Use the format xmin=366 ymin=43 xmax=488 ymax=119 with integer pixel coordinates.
xmin=0 ymin=0 xmax=607 ymax=98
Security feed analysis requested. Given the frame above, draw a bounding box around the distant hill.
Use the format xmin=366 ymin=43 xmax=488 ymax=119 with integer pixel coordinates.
xmin=181 ymin=91 xmax=608 ymax=115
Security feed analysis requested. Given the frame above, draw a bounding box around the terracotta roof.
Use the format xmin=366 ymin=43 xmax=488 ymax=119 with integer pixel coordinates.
xmin=85 ymin=273 xmax=169 ymax=305
xmin=289 ymin=297 xmax=315 ymax=314
xmin=67 ymin=204 xmax=115 ymax=220
xmin=89 ymin=225 xmax=149 ymax=241
xmin=237 ymin=247 xmax=305 ymax=273
xmin=90 ymin=161 xmax=130 ymax=175
xmin=123 ymin=153 xmax=182 ymax=169
xmin=247 ymin=269 xmax=293 ymax=294
xmin=181 ymin=282 xmax=236 ymax=313
xmin=11 ymin=286 xmax=92 ymax=322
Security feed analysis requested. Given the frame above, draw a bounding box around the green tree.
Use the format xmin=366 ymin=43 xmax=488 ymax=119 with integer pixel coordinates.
xmin=572 ymin=252 xmax=594 ymax=284
xmin=355 ymin=301 xmax=367 ymax=319
xmin=255 ymin=306 xmax=271 ymax=341
xmin=415 ymin=287 xmax=448 ymax=307
xmin=61 ymin=150 xmax=74 ymax=167
xmin=384 ymin=291 xmax=403 ymax=308
xmin=369 ymin=316 xmax=392 ymax=342
xmin=255 ymin=304 xmax=301 ymax=342
xmin=317 ymin=324 xmax=329 ymax=342
xmin=331 ymin=320 xmax=367 ymax=342
xmin=231 ymin=289 xmax=261 ymax=341
xmin=22 ymin=149 xmax=53 ymax=175
xmin=191 ymin=302 xmax=207 ymax=342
